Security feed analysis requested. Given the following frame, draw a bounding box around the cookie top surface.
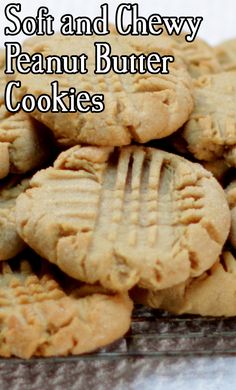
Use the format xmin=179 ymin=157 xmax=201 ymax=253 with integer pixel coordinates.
xmin=182 ymin=72 xmax=236 ymax=165
xmin=133 ymin=251 xmax=236 ymax=317
xmin=16 ymin=145 xmax=230 ymax=292
xmin=226 ymin=180 xmax=236 ymax=249
xmin=0 ymin=255 xmax=132 ymax=358
xmin=215 ymin=39 xmax=236 ymax=72
xmin=0 ymin=176 xmax=30 ymax=260
xmin=14 ymin=34 xmax=194 ymax=146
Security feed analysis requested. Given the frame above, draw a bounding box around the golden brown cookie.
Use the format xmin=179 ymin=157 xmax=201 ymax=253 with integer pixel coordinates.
xmin=215 ymin=39 xmax=236 ymax=72
xmin=0 ymin=256 xmax=132 ymax=358
xmin=133 ymin=251 xmax=236 ymax=317
xmin=182 ymin=72 xmax=236 ymax=166
xmin=0 ymin=56 xmax=53 ymax=179
xmin=225 ymin=180 xmax=236 ymax=249
xmin=0 ymin=176 xmax=30 ymax=260
xmin=14 ymin=34 xmax=194 ymax=146
xmin=16 ymin=145 xmax=230 ymax=292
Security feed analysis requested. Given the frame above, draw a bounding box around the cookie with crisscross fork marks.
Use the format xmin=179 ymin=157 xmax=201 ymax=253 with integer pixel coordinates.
xmin=16 ymin=145 xmax=230 ymax=292
xmin=0 ymin=53 xmax=53 ymax=179
xmin=226 ymin=180 xmax=236 ymax=249
xmin=182 ymin=72 xmax=236 ymax=167
xmin=0 ymin=256 xmax=132 ymax=358
xmin=133 ymin=251 xmax=236 ymax=317
xmin=13 ymin=34 xmax=194 ymax=146
xmin=0 ymin=175 xmax=30 ymax=261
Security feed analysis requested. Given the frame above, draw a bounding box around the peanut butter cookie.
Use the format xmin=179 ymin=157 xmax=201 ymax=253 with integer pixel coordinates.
xmin=16 ymin=145 xmax=230 ymax=291
xmin=182 ymin=72 xmax=236 ymax=166
xmin=0 ymin=256 xmax=132 ymax=358
xmin=13 ymin=34 xmax=194 ymax=146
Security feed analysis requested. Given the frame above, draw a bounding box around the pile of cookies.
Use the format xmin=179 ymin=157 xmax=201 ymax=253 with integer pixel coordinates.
xmin=0 ymin=33 xmax=236 ymax=359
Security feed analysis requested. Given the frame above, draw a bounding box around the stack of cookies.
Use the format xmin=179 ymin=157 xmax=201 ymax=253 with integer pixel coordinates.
xmin=1 ymin=33 xmax=236 ymax=359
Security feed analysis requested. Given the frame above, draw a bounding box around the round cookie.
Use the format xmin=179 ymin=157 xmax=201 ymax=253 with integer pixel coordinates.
xmin=215 ymin=39 xmax=236 ymax=72
xmin=14 ymin=34 xmax=194 ymax=146
xmin=16 ymin=145 xmax=230 ymax=292
xmin=182 ymin=72 xmax=236 ymax=166
xmin=225 ymin=180 xmax=236 ymax=249
xmin=0 ymin=256 xmax=132 ymax=358
xmin=133 ymin=251 xmax=236 ymax=317
xmin=0 ymin=175 xmax=30 ymax=260
xmin=0 ymin=55 xmax=54 ymax=179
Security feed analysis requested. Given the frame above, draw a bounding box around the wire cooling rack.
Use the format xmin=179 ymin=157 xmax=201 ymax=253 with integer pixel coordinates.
xmin=99 ymin=306 xmax=236 ymax=357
